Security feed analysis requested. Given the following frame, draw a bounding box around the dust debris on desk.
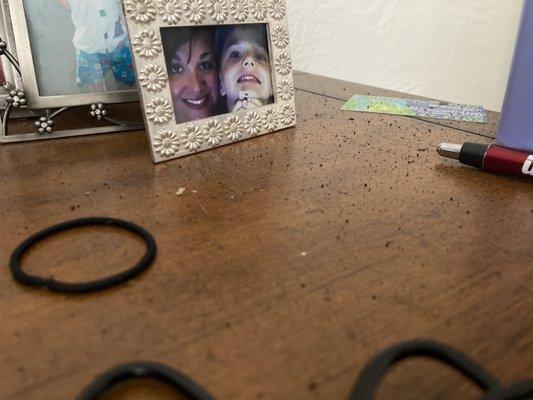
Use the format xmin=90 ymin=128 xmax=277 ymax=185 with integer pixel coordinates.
xmin=341 ymin=95 xmax=488 ymax=123
xmin=176 ymin=187 xmax=186 ymax=196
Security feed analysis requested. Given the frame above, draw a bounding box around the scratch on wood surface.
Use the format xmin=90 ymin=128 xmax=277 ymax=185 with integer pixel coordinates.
xmin=193 ymin=193 xmax=209 ymax=217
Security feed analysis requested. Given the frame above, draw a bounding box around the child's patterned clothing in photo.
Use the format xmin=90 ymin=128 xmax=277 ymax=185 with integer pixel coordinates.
xmin=67 ymin=0 xmax=135 ymax=87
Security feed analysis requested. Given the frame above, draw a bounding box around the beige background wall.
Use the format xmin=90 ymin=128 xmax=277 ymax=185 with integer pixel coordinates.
xmin=286 ymin=0 xmax=524 ymax=111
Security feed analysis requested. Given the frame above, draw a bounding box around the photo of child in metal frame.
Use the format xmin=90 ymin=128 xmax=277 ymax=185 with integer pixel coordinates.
xmin=161 ymin=23 xmax=274 ymax=124
xmin=216 ymin=24 xmax=274 ymax=113
xmin=22 ymin=0 xmax=136 ymax=97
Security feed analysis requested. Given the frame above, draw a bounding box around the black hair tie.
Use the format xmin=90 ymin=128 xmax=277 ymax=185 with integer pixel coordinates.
xmin=349 ymin=340 xmax=533 ymax=400
xmin=76 ymin=362 xmax=216 ymax=400
xmin=9 ymin=217 xmax=156 ymax=294
xmin=74 ymin=341 xmax=532 ymax=400
xmin=476 ymin=382 xmax=533 ymax=400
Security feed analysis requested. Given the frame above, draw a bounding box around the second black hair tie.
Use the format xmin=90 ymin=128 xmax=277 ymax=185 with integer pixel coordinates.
xmin=76 ymin=361 xmax=215 ymax=400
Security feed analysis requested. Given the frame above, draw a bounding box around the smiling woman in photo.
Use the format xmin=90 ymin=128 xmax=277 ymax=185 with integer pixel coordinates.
xmin=161 ymin=28 xmax=221 ymax=123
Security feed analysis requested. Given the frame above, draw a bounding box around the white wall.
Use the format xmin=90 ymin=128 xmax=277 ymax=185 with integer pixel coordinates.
xmin=287 ymin=0 xmax=524 ymax=111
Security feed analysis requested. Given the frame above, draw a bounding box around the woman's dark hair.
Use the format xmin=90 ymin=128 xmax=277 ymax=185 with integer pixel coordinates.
xmin=161 ymin=27 xmax=217 ymax=71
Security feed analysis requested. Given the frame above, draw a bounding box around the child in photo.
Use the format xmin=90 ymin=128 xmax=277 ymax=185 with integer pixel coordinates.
xmin=216 ymin=25 xmax=274 ymax=112
xmin=58 ymin=0 xmax=135 ymax=92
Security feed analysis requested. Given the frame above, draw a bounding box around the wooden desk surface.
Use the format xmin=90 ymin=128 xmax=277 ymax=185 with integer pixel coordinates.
xmin=0 ymin=73 xmax=531 ymax=400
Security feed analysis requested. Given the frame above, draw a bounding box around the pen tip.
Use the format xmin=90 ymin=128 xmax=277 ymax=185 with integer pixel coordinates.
xmin=437 ymin=143 xmax=462 ymax=160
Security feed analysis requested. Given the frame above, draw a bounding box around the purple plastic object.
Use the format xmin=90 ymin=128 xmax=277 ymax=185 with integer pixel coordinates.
xmin=496 ymin=0 xmax=533 ymax=152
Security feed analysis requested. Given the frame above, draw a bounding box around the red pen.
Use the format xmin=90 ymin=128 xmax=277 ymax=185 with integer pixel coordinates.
xmin=437 ymin=142 xmax=533 ymax=182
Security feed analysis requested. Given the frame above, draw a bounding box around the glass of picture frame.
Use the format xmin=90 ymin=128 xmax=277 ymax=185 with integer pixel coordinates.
xmin=0 ymin=0 xmax=144 ymax=143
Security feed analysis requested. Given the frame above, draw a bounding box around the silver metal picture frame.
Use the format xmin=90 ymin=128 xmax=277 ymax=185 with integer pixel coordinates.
xmin=0 ymin=0 xmax=23 ymax=104
xmin=0 ymin=0 xmax=144 ymax=143
xmin=123 ymin=0 xmax=296 ymax=163
xmin=7 ymin=0 xmax=139 ymax=109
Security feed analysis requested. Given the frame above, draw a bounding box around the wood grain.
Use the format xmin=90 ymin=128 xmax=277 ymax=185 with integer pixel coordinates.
xmin=0 ymin=74 xmax=531 ymax=400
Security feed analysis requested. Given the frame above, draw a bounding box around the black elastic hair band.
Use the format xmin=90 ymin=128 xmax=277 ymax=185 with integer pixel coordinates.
xmin=76 ymin=361 xmax=216 ymax=400
xmin=350 ymin=340 xmax=499 ymax=399
xmin=9 ymin=217 xmax=156 ymax=294
xmin=74 ymin=341 xmax=532 ymax=400
xmin=476 ymin=382 xmax=533 ymax=400
xmin=349 ymin=340 xmax=533 ymax=400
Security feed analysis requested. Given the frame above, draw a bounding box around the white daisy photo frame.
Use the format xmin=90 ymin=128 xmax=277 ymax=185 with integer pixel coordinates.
xmin=122 ymin=0 xmax=296 ymax=163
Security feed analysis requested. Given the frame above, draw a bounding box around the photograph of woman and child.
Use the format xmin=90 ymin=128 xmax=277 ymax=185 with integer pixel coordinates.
xmin=161 ymin=24 xmax=274 ymax=124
